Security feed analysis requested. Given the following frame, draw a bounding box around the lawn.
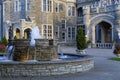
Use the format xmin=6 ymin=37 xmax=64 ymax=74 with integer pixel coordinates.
xmin=109 ymin=57 xmax=120 ymax=61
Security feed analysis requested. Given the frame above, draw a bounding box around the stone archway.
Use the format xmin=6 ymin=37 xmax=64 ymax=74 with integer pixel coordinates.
xmin=88 ymin=14 xmax=114 ymax=44
xmin=95 ymin=21 xmax=112 ymax=43
xmin=90 ymin=20 xmax=113 ymax=44
xmin=24 ymin=28 xmax=31 ymax=39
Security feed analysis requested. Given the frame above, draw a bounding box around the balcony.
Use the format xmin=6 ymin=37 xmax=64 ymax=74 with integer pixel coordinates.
xmin=77 ymin=17 xmax=84 ymax=24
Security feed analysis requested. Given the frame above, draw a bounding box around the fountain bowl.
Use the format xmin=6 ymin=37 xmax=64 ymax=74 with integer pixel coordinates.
xmin=0 ymin=54 xmax=94 ymax=77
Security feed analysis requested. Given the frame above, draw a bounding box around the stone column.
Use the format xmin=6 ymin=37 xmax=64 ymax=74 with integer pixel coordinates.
xmin=92 ymin=26 xmax=95 ymax=44
xmin=83 ymin=5 xmax=90 ymax=41
xmin=111 ymin=26 xmax=114 ymax=41
xmin=101 ymin=26 xmax=105 ymax=43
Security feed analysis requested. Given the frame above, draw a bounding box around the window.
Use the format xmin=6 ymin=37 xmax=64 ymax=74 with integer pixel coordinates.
xmin=62 ymin=32 xmax=65 ymax=41
xmin=55 ymin=26 xmax=59 ymax=38
xmin=72 ymin=7 xmax=75 ymax=16
xmin=67 ymin=27 xmax=76 ymax=40
xmin=14 ymin=0 xmax=20 ymax=12
xmin=68 ymin=6 xmax=71 ymax=16
xmin=56 ymin=3 xmax=60 ymax=13
xmin=56 ymin=3 xmax=63 ymax=13
xmin=78 ymin=7 xmax=83 ymax=17
xmin=72 ymin=28 xmax=76 ymax=40
xmin=67 ymin=6 xmax=76 ymax=16
xmin=42 ymin=0 xmax=53 ymax=12
xmin=42 ymin=24 xmax=53 ymax=39
xmin=25 ymin=0 xmax=30 ymax=11
xmin=16 ymin=1 xmax=18 ymax=12
xmin=68 ymin=27 xmax=71 ymax=40
xmin=19 ymin=0 xmax=21 ymax=11
xmin=27 ymin=0 xmax=30 ymax=11
xmin=62 ymin=20 xmax=66 ymax=29
xmin=43 ymin=0 xmax=47 ymax=11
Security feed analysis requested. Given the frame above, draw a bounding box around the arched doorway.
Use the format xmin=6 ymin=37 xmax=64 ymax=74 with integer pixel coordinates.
xmin=95 ymin=21 xmax=112 ymax=43
xmin=77 ymin=7 xmax=83 ymax=17
xmin=16 ymin=28 xmax=20 ymax=39
xmin=24 ymin=28 xmax=31 ymax=39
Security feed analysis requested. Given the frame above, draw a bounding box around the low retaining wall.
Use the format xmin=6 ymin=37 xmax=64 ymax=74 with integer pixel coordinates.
xmin=0 ymin=55 xmax=94 ymax=77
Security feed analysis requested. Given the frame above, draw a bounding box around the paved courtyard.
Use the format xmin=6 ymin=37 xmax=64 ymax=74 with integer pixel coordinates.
xmin=0 ymin=47 xmax=120 ymax=80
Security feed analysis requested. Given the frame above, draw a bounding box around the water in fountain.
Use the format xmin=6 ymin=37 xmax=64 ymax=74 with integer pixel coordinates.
xmin=6 ymin=45 xmax=14 ymax=59
xmin=28 ymin=26 xmax=42 ymax=62
xmin=0 ymin=45 xmax=14 ymax=61
xmin=30 ymin=26 xmax=42 ymax=46
xmin=58 ymin=45 xmax=67 ymax=59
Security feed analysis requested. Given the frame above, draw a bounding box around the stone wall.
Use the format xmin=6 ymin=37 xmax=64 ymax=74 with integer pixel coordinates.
xmin=0 ymin=56 xmax=94 ymax=77
xmin=5 ymin=0 xmax=77 ymax=44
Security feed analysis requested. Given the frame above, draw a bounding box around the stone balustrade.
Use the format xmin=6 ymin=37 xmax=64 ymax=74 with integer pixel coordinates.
xmin=92 ymin=43 xmax=113 ymax=49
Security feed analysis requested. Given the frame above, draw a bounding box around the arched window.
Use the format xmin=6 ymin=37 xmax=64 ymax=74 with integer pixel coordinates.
xmin=16 ymin=28 xmax=20 ymax=39
xmin=24 ymin=28 xmax=31 ymax=39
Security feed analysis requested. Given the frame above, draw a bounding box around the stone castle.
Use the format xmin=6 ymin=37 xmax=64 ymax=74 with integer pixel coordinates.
xmin=1 ymin=0 xmax=120 ymax=47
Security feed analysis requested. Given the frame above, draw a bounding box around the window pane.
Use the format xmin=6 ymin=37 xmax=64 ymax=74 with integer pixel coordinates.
xmin=72 ymin=7 xmax=75 ymax=16
xmin=62 ymin=20 xmax=65 ymax=29
xmin=43 ymin=0 xmax=46 ymax=11
xmin=72 ymin=28 xmax=75 ymax=40
xmin=43 ymin=25 xmax=52 ymax=39
xmin=27 ymin=0 xmax=30 ymax=10
xmin=49 ymin=0 xmax=52 ymax=12
xmin=68 ymin=6 xmax=71 ymax=16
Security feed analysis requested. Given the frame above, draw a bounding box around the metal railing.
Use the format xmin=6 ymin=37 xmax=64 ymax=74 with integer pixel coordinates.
xmin=92 ymin=43 xmax=113 ymax=49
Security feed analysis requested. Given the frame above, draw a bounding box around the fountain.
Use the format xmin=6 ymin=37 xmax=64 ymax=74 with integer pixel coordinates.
xmin=0 ymin=26 xmax=94 ymax=77
xmin=30 ymin=26 xmax=42 ymax=46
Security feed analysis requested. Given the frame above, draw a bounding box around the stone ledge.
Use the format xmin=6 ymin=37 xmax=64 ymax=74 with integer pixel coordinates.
xmin=0 ymin=55 xmax=94 ymax=77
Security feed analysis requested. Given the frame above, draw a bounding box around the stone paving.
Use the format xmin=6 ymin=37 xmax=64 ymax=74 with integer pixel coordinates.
xmin=0 ymin=47 xmax=120 ymax=80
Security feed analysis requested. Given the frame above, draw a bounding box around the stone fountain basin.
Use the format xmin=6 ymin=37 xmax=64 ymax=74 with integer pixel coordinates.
xmin=0 ymin=54 xmax=94 ymax=77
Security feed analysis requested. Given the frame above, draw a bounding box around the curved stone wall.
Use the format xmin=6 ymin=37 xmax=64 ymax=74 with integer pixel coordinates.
xmin=0 ymin=55 xmax=94 ymax=77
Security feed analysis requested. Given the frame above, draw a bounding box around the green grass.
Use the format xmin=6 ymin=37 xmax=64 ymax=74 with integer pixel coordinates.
xmin=109 ymin=57 xmax=120 ymax=61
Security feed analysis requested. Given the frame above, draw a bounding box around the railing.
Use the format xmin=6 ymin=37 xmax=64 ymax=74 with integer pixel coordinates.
xmin=77 ymin=17 xmax=84 ymax=24
xmin=92 ymin=43 xmax=113 ymax=49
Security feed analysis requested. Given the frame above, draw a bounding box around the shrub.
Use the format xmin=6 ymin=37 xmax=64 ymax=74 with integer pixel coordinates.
xmin=76 ymin=27 xmax=86 ymax=50
xmin=0 ymin=44 xmax=6 ymax=52
xmin=87 ymin=40 xmax=92 ymax=44
xmin=14 ymin=36 xmax=17 ymax=39
xmin=22 ymin=36 xmax=25 ymax=39
xmin=113 ymin=44 xmax=120 ymax=54
xmin=1 ymin=36 xmax=7 ymax=44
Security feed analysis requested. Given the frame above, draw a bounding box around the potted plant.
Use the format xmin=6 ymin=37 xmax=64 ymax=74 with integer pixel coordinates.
xmin=87 ymin=40 xmax=92 ymax=48
xmin=113 ymin=43 xmax=120 ymax=58
xmin=76 ymin=27 xmax=87 ymax=54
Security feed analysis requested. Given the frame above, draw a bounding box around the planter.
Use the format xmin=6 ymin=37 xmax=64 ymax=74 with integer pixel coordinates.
xmin=87 ymin=44 xmax=92 ymax=48
xmin=116 ymin=54 xmax=120 ymax=58
xmin=76 ymin=49 xmax=86 ymax=55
